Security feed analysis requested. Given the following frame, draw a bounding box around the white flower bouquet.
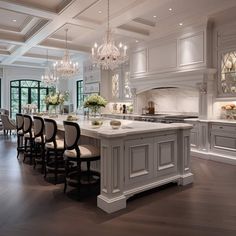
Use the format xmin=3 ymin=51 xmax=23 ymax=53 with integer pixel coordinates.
xmin=84 ymin=94 xmax=107 ymax=115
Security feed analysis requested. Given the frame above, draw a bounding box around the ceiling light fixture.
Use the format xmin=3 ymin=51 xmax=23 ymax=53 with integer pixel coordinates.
xmin=179 ymin=22 xmax=183 ymax=26
xmin=42 ymin=50 xmax=58 ymax=86
xmin=12 ymin=19 xmax=17 ymax=22
xmin=153 ymin=15 xmax=157 ymax=18
xmin=169 ymin=8 xmax=173 ymax=11
xmin=135 ymin=40 xmax=139 ymax=43
xmin=98 ymin=10 xmax=102 ymax=14
xmin=53 ymin=28 xmax=79 ymax=78
xmin=91 ymin=0 xmax=128 ymax=70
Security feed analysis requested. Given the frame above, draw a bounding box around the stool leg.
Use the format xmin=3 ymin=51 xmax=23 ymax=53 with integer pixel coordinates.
xmin=54 ymin=150 xmax=58 ymax=185
xmin=17 ymin=134 xmax=20 ymax=159
xmin=87 ymin=161 xmax=91 ymax=183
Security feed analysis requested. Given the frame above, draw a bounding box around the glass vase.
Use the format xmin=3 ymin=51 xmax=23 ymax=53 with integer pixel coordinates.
xmin=49 ymin=104 xmax=59 ymax=118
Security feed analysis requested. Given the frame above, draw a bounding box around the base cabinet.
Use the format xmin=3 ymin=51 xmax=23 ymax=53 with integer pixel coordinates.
xmin=210 ymin=124 xmax=236 ymax=157
xmin=124 ymin=133 xmax=178 ymax=187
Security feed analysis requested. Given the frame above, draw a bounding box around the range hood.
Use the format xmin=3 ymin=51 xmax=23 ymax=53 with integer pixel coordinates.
xmin=130 ymin=68 xmax=216 ymax=94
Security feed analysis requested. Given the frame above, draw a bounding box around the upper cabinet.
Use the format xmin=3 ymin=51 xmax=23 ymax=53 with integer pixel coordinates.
xmin=220 ymin=51 xmax=236 ymax=95
xmin=110 ymin=64 xmax=132 ymax=102
xmin=215 ymin=25 xmax=236 ymax=98
xmin=130 ymin=26 xmax=207 ymax=79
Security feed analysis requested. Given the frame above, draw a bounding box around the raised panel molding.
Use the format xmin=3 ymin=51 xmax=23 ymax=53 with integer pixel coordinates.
xmin=178 ymin=32 xmax=204 ymax=66
xmin=124 ymin=138 xmax=153 ymax=185
xmin=131 ymin=49 xmax=148 ymax=74
xmin=112 ymin=146 xmax=121 ymax=193
xmin=148 ymin=41 xmax=177 ymax=71
xmin=130 ymin=145 xmax=149 ymax=178
xmin=154 ymin=134 xmax=177 ymax=177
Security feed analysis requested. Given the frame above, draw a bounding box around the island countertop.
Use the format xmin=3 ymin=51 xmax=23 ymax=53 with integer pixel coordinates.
xmin=54 ymin=115 xmax=193 ymax=138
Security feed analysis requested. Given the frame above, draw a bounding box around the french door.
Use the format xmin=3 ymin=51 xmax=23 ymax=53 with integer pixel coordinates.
xmin=10 ymin=80 xmax=51 ymax=118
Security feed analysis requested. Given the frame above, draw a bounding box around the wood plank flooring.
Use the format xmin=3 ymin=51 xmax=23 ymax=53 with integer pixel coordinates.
xmin=0 ymin=134 xmax=235 ymax=236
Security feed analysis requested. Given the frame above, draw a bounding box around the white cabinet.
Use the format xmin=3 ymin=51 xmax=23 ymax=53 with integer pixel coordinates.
xmin=154 ymin=134 xmax=177 ymax=178
xmin=210 ymin=123 xmax=236 ymax=157
xmin=124 ymin=137 xmax=154 ymax=187
xmin=124 ymin=133 xmax=178 ymax=187
xmin=110 ymin=64 xmax=132 ymax=102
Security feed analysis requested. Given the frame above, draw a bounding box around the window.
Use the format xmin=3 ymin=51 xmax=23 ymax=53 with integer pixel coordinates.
xmin=77 ymin=80 xmax=84 ymax=108
xmin=10 ymin=80 xmax=52 ymax=118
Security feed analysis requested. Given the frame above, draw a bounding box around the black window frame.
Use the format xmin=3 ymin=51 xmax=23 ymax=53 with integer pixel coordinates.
xmin=10 ymin=79 xmax=51 ymax=118
xmin=76 ymin=80 xmax=84 ymax=108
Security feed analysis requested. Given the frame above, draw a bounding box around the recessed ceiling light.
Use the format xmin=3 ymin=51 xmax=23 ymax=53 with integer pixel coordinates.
xmin=12 ymin=19 xmax=17 ymax=22
xmin=153 ymin=15 xmax=157 ymax=18
xmin=179 ymin=22 xmax=183 ymax=26
xmin=135 ymin=40 xmax=139 ymax=43
xmin=98 ymin=10 xmax=102 ymax=14
xmin=169 ymin=8 xmax=173 ymax=11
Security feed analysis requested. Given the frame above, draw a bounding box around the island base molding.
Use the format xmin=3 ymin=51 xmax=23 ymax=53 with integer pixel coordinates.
xmin=97 ymin=174 xmax=193 ymax=213
xmin=191 ymin=150 xmax=236 ymax=165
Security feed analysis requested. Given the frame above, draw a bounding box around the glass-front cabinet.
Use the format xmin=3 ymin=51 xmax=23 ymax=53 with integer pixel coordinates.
xmin=111 ymin=64 xmax=132 ymax=102
xmin=219 ymin=51 xmax=236 ymax=96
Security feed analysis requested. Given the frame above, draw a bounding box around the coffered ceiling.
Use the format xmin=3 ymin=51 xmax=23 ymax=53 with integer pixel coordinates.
xmin=0 ymin=0 xmax=236 ymax=68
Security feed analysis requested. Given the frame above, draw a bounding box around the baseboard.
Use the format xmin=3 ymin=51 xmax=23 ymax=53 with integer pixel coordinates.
xmin=191 ymin=150 xmax=236 ymax=165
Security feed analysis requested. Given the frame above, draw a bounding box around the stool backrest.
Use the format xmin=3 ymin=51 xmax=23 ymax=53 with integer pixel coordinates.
xmin=16 ymin=113 xmax=24 ymax=131
xmin=33 ymin=116 xmax=44 ymax=138
xmin=23 ymin=115 xmax=33 ymax=134
xmin=44 ymin=118 xmax=57 ymax=143
xmin=63 ymin=121 xmax=81 ymax=150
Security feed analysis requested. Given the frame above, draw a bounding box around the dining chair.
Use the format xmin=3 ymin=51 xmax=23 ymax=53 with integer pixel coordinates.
xmin=16 ymin=113 xmax=24 ymax=158
xmin=0 ymin=114 xmax=16 ymax=135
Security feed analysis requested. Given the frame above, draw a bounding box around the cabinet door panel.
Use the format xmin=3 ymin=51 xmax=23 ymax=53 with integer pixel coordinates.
xmin=124 ymin=138 xmax=153 ymax=186
xmin=154 ymin=134 xmax=177 ymax=177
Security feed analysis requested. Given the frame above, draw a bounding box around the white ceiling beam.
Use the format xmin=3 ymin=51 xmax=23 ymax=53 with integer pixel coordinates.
xmin=0 ymin=0 xmax=57 ymax=19
xmin=114 ymin=28 xmax=149 ymax=41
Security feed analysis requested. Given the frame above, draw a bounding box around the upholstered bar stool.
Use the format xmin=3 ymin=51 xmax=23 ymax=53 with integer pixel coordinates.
xmin=23 ymin=115 xmax=35 ymax=164
xmin=33 ymin=116 xmax=45 ymax=172
xmin=63 ymin=121 xmax=100 ymax=194
xmin=16 ymin=113 xmax=24 ymax=158
xmin=44 ymin=118 xmax=65 ymax=184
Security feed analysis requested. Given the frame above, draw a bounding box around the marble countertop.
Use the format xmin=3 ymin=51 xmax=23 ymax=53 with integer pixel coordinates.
xmin=184 ymin=118 xmax=236 ymax=124
xmin=53 ymin=115 xmax=193 ymax=138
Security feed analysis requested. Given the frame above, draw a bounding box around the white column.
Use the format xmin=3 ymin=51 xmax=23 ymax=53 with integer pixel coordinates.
xmin=97 ymin=136 xmax=126 ymax=213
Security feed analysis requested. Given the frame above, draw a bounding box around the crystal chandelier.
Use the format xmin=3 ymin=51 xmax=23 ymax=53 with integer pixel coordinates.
xmin=91 ymin=0 xmax=128 ymax=70
xmin=41 ymin=50 xmax=58 ymax=86
xmin=53 ymin=29 xmax=79 ymax=78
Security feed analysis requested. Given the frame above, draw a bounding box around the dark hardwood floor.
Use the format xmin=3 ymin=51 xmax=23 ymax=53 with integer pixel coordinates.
xmin=0 ymin=134 xmax=235 ymax=236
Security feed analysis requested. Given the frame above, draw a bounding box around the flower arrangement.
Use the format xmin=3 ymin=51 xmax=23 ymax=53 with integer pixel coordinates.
xmin=221 ymin=103 xmax=236 ymax=119
xmin=22 ymin=104 xmax=38 ymax=114
xmin=44 ymin=90 xmax=69 ymax=106
xmin=84 ymin=94 xmax=107 ymax=115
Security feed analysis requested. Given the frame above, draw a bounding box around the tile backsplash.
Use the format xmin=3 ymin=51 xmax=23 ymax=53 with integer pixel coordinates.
xmin=137 ymin=88 xmax=199 ymax=115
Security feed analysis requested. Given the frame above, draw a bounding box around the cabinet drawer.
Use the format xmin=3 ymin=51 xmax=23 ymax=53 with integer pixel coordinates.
xmin=211 ymin=124 xmax=236 ymax=132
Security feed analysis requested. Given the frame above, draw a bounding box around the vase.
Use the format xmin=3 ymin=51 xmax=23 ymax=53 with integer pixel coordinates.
xmin=89 ymin=106 xmax=101 ymax=118
xmin=49 ymin=104 xmax=59 ymax=117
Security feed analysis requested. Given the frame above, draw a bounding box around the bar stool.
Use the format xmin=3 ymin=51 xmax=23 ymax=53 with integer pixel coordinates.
xmin=44 ymin=118 xmax=65 ymax=184
xmin=33 ymin=116 xmax=45 ymax=172
xmin=16 ymin=113 xmax=24 ymax=158
xmin=23 ymin=115 xmax=34 ymax=164
xmin=63 ymin=121 xmax=100 ymax=194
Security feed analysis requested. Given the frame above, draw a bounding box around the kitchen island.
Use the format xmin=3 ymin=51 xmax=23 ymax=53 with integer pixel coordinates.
xmin=55 ymin=116 xmax=193 ymax=213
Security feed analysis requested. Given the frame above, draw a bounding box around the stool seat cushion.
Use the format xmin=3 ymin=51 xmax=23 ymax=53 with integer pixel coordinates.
xmin=45 ymin=139 xmax=64 ymax=150
xmin=17 ymin=130 xmax=24 ymax=135
xmin=64 ymin=145 xmax=100 ymax=159
xmin=24 ymin=131 xmax=34 ymax=138
xmin=35 ymin=135 xmax=45 ymax=144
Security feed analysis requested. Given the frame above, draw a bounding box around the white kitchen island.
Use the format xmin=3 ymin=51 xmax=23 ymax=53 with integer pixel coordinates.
xmin=55 ymin=116 xmax=193 ymax=213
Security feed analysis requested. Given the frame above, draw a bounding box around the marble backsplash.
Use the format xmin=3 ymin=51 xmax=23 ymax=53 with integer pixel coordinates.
xmin=136 ymin=88 xmax=199 ymax=115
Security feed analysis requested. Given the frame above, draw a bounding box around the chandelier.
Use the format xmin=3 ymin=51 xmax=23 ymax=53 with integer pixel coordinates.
xmin=41 ymin=50 xmax=58 ymax=86
xmin=91 ymin=0 xmax=128 ymax=70
xmin=53 ymin=29 xmax=79 ymax=78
